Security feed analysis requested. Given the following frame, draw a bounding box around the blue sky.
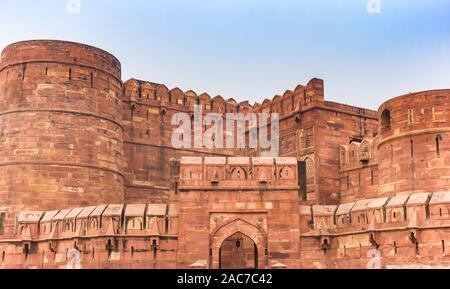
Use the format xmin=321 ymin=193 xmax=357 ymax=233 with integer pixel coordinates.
xmin=1 ymin=0 xmax=449 ymax=109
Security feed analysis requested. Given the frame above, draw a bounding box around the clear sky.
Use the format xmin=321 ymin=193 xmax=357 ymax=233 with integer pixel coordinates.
xmin=1 ymin=0 xmax=449 ymax=109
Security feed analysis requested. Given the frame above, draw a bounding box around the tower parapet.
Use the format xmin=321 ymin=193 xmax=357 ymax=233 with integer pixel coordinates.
xmin=0 ymin=40 xmax=124 ymax=238
xmin=377 ymin=90 xmax=450 ymax=196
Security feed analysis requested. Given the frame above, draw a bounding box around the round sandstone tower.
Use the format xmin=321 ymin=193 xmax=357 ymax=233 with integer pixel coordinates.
xmin=378 ymin=90 xmax=450 ymax=197
xmin=0 ymin=40 xmax=124 ymax=236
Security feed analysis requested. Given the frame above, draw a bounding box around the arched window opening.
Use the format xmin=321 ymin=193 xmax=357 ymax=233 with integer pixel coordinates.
xmin=359 ymin=214 xmax=365 ymax=224
xmin=381 ymin=109 xmax=391 ymax=133
xmin=0 ymin=212 xmax=5 ymax=235
xmin=304 ymin=157 xmax=315 ymax=187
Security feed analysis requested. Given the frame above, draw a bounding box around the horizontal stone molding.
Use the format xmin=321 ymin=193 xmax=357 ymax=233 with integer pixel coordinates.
xmin=124 ymin=182 xmax=170 ymax=191
xmin=339 ymin=162 xmax=378 ymax=174
xmin=124 ymin=140 xmax=232 ymax=156
xmin=378 ymin=127 xmax=450 ymax=147
xmin=0 ymin=234 xmax=179 ymax=243
xmin=179 ymin=185 xmax=300 ymax=191
xmin=0 ymin=109 xmax=124 ymax=130
xmin=302 ymin=224 xmax=450 ymax=238
xmin=305 ymin=104 xmax=378 ymax=120
xmin=0 ymin=60 xmax=122 ymax=84
xmin=0 ymin=161 xmax=124 ymax=178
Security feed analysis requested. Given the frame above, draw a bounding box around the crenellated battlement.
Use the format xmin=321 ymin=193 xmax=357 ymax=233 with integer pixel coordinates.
xmin=1 ymin=39 xmax=450 ymax=269
xmin=298 ymin=191 xmax=450 ymax=269
xmin=122 ymin=78 xmax=326 ymax=117
xmin=301 ymin=191 xmax=450 ymax=235
xmin=0 ymin=203 xmax=179 ymax=269
xmin=14 ymin=203 xmax=179 ymax=242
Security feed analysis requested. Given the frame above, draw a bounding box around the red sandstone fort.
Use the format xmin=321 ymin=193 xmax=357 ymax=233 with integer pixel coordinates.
xmin=0 ymin=40 xmax=449 ymax=269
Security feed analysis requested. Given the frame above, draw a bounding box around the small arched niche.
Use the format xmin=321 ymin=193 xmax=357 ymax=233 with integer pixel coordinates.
xmin=381 ymin=109 xmax=391 ymax=133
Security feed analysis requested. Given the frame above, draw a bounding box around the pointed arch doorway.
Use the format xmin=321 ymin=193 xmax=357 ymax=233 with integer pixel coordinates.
xmin=210 ymin=218 xmax=267 ymax=269
xmin=219 ymin=232 xmax=258 ymax=269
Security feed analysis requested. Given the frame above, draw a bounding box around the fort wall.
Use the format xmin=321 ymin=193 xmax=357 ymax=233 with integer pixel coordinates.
xmin=0 ymin=203 xmax=179 ymax=269
xmin=121 ymin=78 xmax=380 ymax=205
xmin=378 ymin=90 xmax=450 ymax=196
xmin=2 ymin=188 xmax=450 ymax=268
xmin=0 ymin=40 xmax=124 ymax=238
xmin=0 ymin=40 xmax=449 ymax=269
xmin=300 ymin=191 xmax=450 ymax=268
xmin=339 ymin=137 xmax=380 ymax=203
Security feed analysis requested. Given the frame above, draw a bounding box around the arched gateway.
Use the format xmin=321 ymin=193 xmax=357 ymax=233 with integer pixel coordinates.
xmin=176 ymin=156 xmax=301 ymax=269
xmin=210 ymin=219 xmax=267 ymax=269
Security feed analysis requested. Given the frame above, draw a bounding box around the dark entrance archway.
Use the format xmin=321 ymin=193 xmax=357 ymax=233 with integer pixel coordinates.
xmin=219 ymin=233 xmax=258 ymax=269
xmin=210 ymin=218 xmax=267 ymax=269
